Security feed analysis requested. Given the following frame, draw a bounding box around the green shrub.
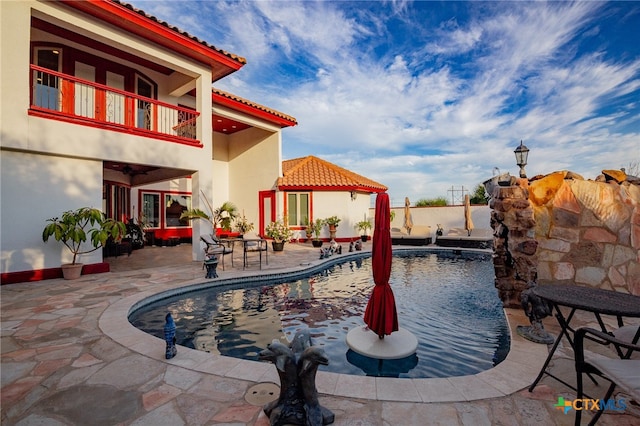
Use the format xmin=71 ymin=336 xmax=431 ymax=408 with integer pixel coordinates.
xmin=415 ymin=197 xmax=448 ymax=207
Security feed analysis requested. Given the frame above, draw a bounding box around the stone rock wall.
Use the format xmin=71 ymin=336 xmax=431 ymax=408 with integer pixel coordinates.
xmin=529 ymin=171 xmax=639 ymax=295
xmin=490 ymin=181 xmax=538 ymax=308
xmin=489 ymin=169 xmax=639 ymax=307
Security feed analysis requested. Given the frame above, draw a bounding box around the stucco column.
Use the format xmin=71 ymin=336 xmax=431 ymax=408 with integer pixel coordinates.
xmin=191 ymin=74 xmax=214 ymax=262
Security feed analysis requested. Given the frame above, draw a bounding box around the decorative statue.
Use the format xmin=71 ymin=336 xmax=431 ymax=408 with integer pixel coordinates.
xmin=260 ymin=341 xmax=303 ymax=425
xmin=299 ymin=346 xmax=333 ymax=426
xmin=164 ymin=313 xmax=177 ymax=359
xmin=354 ymin=240 xmax=362 ymax=251
xmin=259 ymin=330 xmax=335 ymax=426
xmin=349 ymin=241 xmax=354 ymax=252
xmin=319 ymin=242 xmax=343 ymax=259
xmin=516 ymin=281 xmax=554 ymax=344
xmin=319 ymin=248 xmax=328 ymax=259
xmin=204 ymin=255 xmax=218 ymax=279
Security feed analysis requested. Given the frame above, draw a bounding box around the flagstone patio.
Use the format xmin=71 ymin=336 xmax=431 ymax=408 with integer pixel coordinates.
xmin=2 ymin=242 xmax=638 ymax=425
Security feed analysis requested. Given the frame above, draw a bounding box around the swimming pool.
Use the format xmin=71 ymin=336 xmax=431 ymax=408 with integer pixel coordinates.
xmin=129 ymin=251 xmax=509 ymax=378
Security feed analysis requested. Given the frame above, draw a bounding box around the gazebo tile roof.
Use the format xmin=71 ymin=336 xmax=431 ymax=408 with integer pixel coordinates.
xmin=278 ymin=156 xmax=387 ymax=192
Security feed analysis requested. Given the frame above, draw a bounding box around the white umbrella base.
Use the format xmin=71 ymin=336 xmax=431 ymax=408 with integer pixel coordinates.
xmin=346 ymin=326 xmax=418 ymax=360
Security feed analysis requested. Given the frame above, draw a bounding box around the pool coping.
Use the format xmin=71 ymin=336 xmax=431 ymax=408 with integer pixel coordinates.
xmin=99 ymin=248 xmax=549 ymax=403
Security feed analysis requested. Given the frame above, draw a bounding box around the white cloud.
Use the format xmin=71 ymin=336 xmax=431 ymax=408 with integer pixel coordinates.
xmin=129 ymin=0 xmax=640 ymax=205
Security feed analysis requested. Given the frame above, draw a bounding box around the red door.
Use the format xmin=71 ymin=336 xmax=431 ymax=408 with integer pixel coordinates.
xmin=259 ymin=191 xmax=276 ymax=236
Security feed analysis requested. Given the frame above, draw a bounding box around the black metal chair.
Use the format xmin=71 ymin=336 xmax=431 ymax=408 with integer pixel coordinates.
xmin=574 ymin=327 xmax=640 ymax=425
xmin=200 ymin=234 xmax=233 ymax=270
xmin=242 ymin=232 xmax=268 ymax=269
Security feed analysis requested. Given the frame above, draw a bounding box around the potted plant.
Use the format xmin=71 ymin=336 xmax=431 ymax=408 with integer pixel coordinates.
xmin=234 ymin=214 xmax=254 ymax=235
xmin=214 ymin=202 xmax=239 ymax=234
xmin=355 ymin=219 xmax=372 ymax=242
xmin=265 ymin=219 xmax=294 ymax=251
xmin=42 ymin=207 xmax=126 ymax=279
xmin=311 ymin=218 xmax=324 ymax=248
xmin=303 ymin=217 xmax=313 ymax=240
xmin=325 ymin=215 xmax=341 ymax=241
xmin=180 ymin=200 xmax=238 ymax=236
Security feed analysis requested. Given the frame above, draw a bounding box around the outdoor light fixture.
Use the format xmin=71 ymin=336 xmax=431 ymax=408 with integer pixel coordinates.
xmin=514 ymin=140 xmax=530 ymax=178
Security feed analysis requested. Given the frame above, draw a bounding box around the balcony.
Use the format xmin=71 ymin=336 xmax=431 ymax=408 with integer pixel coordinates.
xmin=29 ymin=65 xmax=201 ymax=146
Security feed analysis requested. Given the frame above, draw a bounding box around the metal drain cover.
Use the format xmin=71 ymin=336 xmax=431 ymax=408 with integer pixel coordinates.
xmin=245 ymin=382 xmax=279 ymax=406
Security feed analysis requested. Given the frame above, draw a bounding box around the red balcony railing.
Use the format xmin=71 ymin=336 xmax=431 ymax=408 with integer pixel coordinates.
xmin=29 ymin=65 xmax=200 ymax=145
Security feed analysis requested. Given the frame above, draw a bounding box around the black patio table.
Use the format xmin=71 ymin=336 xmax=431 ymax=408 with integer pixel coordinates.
xmin=528 ymin=284 xmax=640 ymax=393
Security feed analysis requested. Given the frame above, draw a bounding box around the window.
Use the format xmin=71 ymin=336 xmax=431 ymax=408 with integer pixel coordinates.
xmin=165 ymin=194 xmax=191 ymax=227
xmin=33 ymin=48 xmax=62 ymax=110
xmin=103 ymin=183 xmax=130 ymax=222
xmin=142 ymin=193 xmax=160 ymax=228
xmin=287 ymin=193 xmax=310 ymax=227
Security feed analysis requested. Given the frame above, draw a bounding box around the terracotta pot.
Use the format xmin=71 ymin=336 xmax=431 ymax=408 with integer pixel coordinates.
xmin=328 ymin=225 xmax=337 ymax=241
xmin=61 ymin=263 xmax=83 ymax=280
xmin=271 ymin=241 xmax=285 ymax=252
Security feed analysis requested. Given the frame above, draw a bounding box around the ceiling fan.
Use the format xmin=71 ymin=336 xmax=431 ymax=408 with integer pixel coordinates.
xmin=122 ymin=165 xmax=147 ymax=176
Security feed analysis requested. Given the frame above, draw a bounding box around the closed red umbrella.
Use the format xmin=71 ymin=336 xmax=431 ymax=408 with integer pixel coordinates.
xmin=363 ymin=193 xmax=399 ymax=338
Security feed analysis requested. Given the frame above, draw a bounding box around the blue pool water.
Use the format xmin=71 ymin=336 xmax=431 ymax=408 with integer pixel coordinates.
xmin=129 ymin=251 xmax=510 ymax=378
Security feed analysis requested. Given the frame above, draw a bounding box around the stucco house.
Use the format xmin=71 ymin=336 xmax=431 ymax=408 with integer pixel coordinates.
xmin=0 ymin=0 xmax=296 ymax=283
xmin=278 ymin=156 xmax=387 ymax=241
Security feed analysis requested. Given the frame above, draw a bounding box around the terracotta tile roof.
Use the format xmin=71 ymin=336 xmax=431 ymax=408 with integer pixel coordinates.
xmin=112 ymin=0 xmax=246 ymax=65
xmin=213 ymin=88 xmax=297 ymax=126
xmin=278 ymin=156 xmax=387 ymax=192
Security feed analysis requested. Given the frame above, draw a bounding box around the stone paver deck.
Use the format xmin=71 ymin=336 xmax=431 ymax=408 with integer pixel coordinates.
xmin=2 ymin=242 xmax=639 ymax=425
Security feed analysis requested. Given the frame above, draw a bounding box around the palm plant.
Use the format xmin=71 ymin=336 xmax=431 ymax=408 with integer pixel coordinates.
xmin=180 ymin=196 xmax=238 ymax=232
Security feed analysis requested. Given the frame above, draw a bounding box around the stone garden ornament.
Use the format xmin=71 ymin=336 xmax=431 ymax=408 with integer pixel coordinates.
xmin=516 ymin=281 xmax=555 ymax=344
xmin=259 ymin=329 xmax=334 ymax=425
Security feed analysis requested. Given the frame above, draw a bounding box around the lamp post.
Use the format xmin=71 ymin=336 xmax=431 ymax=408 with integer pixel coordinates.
xmin=514 ymin=140 xmax=530 ymax=178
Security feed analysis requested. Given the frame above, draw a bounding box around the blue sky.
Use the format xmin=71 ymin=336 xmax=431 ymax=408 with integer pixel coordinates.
xmin=130 ymin=0 xmax=640 ymax=206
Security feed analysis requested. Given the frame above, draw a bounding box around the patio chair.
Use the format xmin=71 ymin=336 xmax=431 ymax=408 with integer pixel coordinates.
xmin=574 ymin=327 xmax=640 ymax=425
xmin=200 ymin=234 xmax=233 ymax=270
xmin=242 ymin=232 xmax=267 ymax=269
xmin=612 ymin=325 xmax=640 ymax=359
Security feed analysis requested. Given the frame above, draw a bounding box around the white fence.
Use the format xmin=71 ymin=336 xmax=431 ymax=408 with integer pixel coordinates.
xmin=370 ymin=205 xmax=491 ymax=235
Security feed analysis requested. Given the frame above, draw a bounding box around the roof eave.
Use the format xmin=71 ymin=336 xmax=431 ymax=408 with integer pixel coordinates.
xmin=59 ymin=0 xmax=245 ymax=81
xmin=213 ymin=92 xmax=297 ymax=128
xmin=278 ymin=185 xmax=386 ymax=193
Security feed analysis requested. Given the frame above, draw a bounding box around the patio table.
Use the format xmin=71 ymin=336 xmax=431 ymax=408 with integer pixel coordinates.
xmin=528 ymin=284 xmax=640 ymax=393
